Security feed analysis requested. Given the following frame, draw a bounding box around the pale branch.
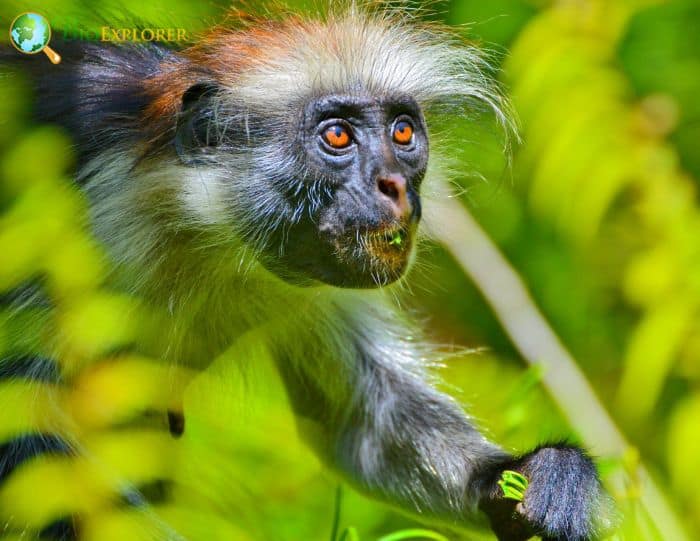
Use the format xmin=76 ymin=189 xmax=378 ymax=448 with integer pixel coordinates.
xmin=428 ymin=193 xmax=689 ymax=541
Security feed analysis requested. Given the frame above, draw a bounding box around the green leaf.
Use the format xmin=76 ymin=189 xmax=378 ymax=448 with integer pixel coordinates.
xmin=339 ymin=527 xmax=360 ymax=541
xmin=376 ymin=529 xmax=449 ymax=541
xmin=498 ymin=470 xmax=529 ymax=502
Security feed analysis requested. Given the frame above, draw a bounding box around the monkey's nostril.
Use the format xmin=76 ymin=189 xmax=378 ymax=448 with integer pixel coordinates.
xmin=378 ymin=177 xmax=400 ymax=201
xmin=377 ymin=175 xmax=411 ymax=219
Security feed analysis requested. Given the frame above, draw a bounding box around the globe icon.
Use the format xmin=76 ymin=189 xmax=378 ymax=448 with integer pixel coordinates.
xmin=9 ymin=12 xmax=61 ymax=64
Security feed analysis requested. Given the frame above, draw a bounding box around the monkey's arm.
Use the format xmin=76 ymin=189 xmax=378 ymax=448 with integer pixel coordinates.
xmin=273 ymin=298 xmax=609 ymax=540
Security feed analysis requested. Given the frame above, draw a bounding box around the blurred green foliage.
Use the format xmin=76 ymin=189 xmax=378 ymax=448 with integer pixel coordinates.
xmin=1 ymin=0 xmax=700 ymax=540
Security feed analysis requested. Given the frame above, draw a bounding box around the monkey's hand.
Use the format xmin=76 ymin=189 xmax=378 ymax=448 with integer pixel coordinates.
xmin=479 ymin=444 xmax=612 ymax=541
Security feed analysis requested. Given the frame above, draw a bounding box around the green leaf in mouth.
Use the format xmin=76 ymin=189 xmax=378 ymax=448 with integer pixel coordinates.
xmin=389 ymin=231 xmax=403 ymax=246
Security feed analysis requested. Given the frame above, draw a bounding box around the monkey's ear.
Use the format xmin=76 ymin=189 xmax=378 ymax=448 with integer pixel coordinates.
xmin=175 ymin=81 xmax=222 ymax=165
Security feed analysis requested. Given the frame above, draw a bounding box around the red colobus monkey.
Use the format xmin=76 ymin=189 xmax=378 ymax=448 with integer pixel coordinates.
xmin=0 ymin=5 xmax=611 ymax=541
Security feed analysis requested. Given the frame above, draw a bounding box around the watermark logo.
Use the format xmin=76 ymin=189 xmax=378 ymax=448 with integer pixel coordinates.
xmin=9 ymin=12 xmax=61 ymax=64
xmin=8 ymin=12 xmax=188 ymax=63
xmin=100 ymin=27 xmax=188 ymax=43
xmin=59 ymin=25 xmax=188 ymax=43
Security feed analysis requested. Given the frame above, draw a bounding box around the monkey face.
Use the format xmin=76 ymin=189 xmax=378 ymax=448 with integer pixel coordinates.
xmin=175 ymin=88 xmax=428 ymax=289
xmin=270 ymin=93 xmax=428 ymax=288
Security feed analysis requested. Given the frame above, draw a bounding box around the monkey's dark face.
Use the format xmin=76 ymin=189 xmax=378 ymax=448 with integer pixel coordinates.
xmin=271 ymin=94 xmax=428 ymax=288
xmin=175 ymin=87 xmax=428 ymax=289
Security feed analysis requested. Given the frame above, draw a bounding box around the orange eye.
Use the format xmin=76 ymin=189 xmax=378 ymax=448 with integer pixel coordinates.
xmin=393 ymin=120 xmax=414 ymax=145
xmin=323 ymin=124 xmax=352 ymax=149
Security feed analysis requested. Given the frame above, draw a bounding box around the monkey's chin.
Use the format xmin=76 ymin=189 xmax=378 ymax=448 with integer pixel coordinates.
xmin=331 ymin=259 xmax=409 ymax=288
xmin=317 ymin=230 xmax=414 ymax=289
xmin=270 ymin=255 xmax=410 ymax=289
xmin=263 ymin=243 xmax=412 ymax=289
xmin=259 ymin=225 xmax=414 ymax=289
xmin=313 ymin=263 xmax=409 ymax=289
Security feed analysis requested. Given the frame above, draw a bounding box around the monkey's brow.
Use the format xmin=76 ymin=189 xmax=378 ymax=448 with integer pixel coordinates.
xmin=310 ymin=94 xmax=421 ymax=124
xmin=314 ymin=93 xmax=419 ymax=111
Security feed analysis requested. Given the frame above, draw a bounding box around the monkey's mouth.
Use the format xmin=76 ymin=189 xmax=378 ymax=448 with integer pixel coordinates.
xmin=360 ymin=225 xmax=411 ymax=259
xmin=263 ymin=220 xmax=415 ymax=289
xmin=329 ymin=223 xmax=414 ymax=287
